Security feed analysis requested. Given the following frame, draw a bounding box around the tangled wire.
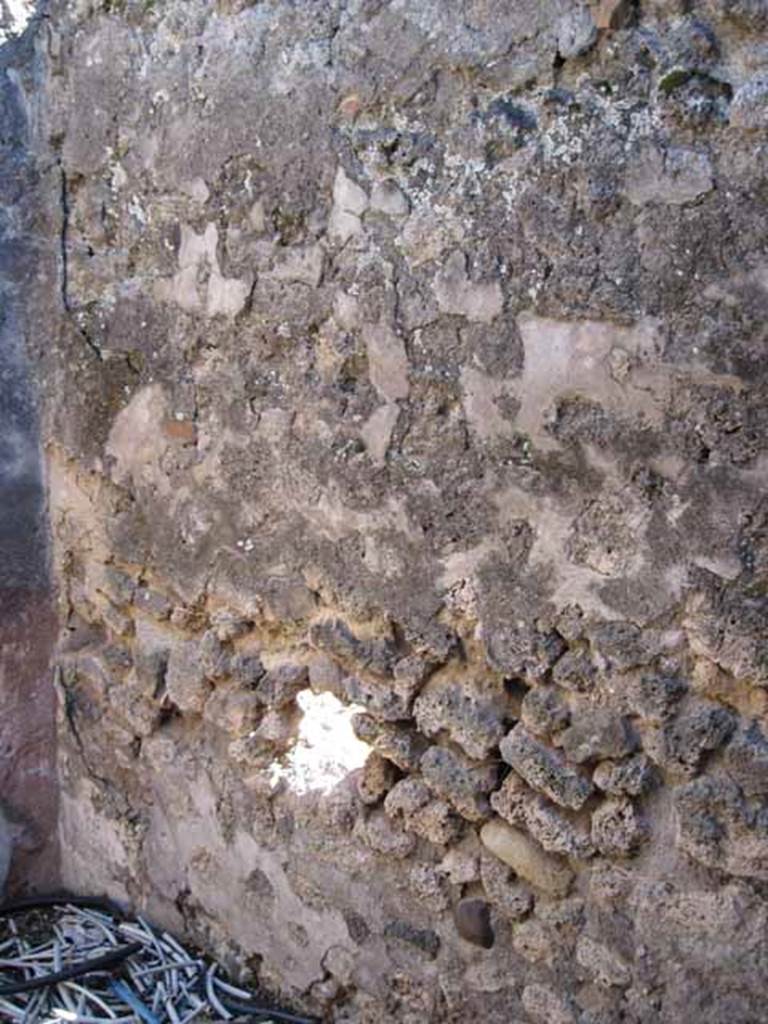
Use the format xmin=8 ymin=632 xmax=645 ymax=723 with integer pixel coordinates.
xmin=0 ymin=896 xmax=316 ymax=1024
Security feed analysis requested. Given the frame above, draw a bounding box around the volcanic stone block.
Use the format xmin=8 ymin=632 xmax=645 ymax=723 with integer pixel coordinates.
xmin=420 ymin=744 xmax=499 ymax=822
xmin=591 ymin=798 xmax=647 ymax=857
xmin=559 ymin=710 xmax=636 ymax=764
xmin=165 ymin=639 xmax=210 ymax=714
xmin=675 ymin=775 xmax=768 ymax=880
xmin=352 ymin=714 xmax=428 ymax=771
xmin=384 ymin=776 xmax=463 ymax=845
xmin=724 ymin=721 xmax=768 ymax=796
xmin=356 ymin=752 xmax=398 ymax=805
xmin=413 ymin=675 xmax=507 ymax=758
xmin=491 ymin=774 xmax=594 ymax=859
xmin=500 ymin=725 xmax=593 ymax=809
xmin=593 ymin=754 xmax=656 ymax=797
xmin=520 ymin=685 xmax=571 ymax=736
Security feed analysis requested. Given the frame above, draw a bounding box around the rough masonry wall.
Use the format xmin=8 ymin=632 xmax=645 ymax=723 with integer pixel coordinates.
xmin=30 ymin=1 xmax=768 ymax=1021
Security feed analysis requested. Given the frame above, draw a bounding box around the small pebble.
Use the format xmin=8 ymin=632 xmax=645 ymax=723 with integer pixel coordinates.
xmin=454 ymin=898 xmax=495 ymax=949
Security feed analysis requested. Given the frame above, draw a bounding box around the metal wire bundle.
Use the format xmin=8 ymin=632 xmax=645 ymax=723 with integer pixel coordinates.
xmin=0 ymin=897 xmax=315 ymax=1024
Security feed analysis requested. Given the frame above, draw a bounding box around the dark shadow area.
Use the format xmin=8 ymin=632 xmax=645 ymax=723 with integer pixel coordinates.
xmin=0 ymin=2 xmax=59 ymax=893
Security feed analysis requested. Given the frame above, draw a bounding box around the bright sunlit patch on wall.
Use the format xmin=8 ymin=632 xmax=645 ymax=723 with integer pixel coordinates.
xmin=269 ymin=689 xmax=370 ymax=795
xmin=1 ymin=1 xmax=35 ymax=42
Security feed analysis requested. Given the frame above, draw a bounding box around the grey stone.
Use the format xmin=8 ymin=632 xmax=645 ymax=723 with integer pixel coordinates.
xmin=307 ymin=655 xmax=344 ymax=697
xmin=413 ymin=675 xmax=507 ymax=758
xmin=440 ymin=836 xmax=482 ymax=884
xmin=491 ymin=774 xmax=594 ymax=860
xmin=131 ymin=646 xmax=167 ymax=699
xmin=625 ymin=145 xmax=714 ymax=206
xmin=432 ymin=251 xmax=504 ymax=323
xmin=684 ymin=573 xmax=768 ymax=689
xmin=645 ymin=700 xmax=735 ymax=778
xmin=384 ymin=776 xmax=432 ymax=821
xmin=500 ymin=725 xmax=594 ymax=810
xmin=165 ymin=640 xmax=211 ymax=714
xmin=262 ymin=578 xmax=317 ymax=623
xmin=309 ymin=618 xmax=366 ymax=667
xmin=724 ymin=721 xmax=768 ymax=796
xmin=454 ymin=898 xmax=494 ymax=949
xmin=593 ymin=754 xmax=656 ymax=797
xmin=248 ymin=705 xmax=301 ymax=757
xmin=535 ymin=894 xmax=585 ymax=930
xmin=384 ymin=776 xmax=463 ymax=845
xmin=102 ymin=567 xmax=136 ymax=605
xmin=550 ymin=648 xmax=597 ymax=692
xmin=408 ymin=863 xmax=450 ymax=912
xmin=370 ymin=179 xmax=410 ymax=217
xmin=407 ymin=798 xmax=464 ymax=846
xmin=209 ymin=609 xmax=251 ymax=641
xmin=391 ymin=654 xmax=433 ymax=712
xmin=383 ymin=920 xmax=440 ymax=959
xmin=480 ymin=850 xmax=534 ymax=921
xmin=730 ymin=76 xmax=768 ymax=131
xmin=587 ymin=623 xmax=660 ymax=672
xmin=133 ymin=586 xmax=173 ymax=620
xmin=557 ymin=6 xmax=598 ymax=59
xmin=352 ymin=714 xmax=428 ymax=771
xmin=355 ymin=810 xmax=416 ymax=860
xmin=625 ymin=672 xmax=687 ymax=722
xmin=200 ymin=630 xmax=231 ymax=680
xmin=203 ymin=685 xmax=263 ymax=736
xmin=591 ymin=799 xmax=647 ymax=858
xmin=674 ymin=775 xmax=768 ymax=880
xmin=559 ymin=710 xmax=636 ymax=764
xmin=255 ymin=663 xmax=308 ymax=708
xmin=486 ymin=623 xmax=567 ymax=681
xmin=230 ymin=653 xmax=266 ymax=688
xmin=356 ymin=752 xmax=399 ymax=805
xmin=99 ymin=601 xmax=133 ymax=638
xmin=588 ymin=863 xmax=634 ymax=905
xmin=717 ymin=0 xmax=768 ymax=30
xmin=310 ymin=619 xmax=398 ymax=679
xmin=520 ymin=685 xmax=571 ymax=736
xmin=420 ymin=744 xmax=499 ymax=822
xmin=342 ymin=673 xmax=413 ymax=721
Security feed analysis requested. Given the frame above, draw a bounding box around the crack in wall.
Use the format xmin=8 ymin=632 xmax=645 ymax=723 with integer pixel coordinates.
xmin=58 ymin=161 xmax=103 ymax=362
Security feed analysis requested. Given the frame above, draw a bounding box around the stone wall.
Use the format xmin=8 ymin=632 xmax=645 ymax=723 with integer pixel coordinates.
xmin=25 ymin=0 xmax=768 ymax=1021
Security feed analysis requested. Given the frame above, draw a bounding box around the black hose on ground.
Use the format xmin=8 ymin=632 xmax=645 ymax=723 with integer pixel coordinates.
xmin=0 ymin=941 xmax=143 ymax=996
xmin=217 ymin=996 xmax=320 ymax=1024
xmin=0 ymin=893 xmax=126 ymax=918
